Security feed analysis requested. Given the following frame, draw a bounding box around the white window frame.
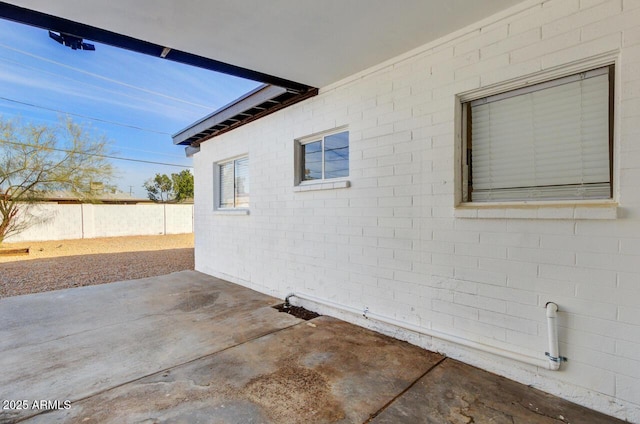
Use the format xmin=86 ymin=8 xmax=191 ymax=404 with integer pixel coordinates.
xmin=455 ymin=62 xmax=617 ymax=218
xmin=214 ymin=155 xmax=249 ymax=213
xmin=295 ymin=128 xmax=350 ymax=190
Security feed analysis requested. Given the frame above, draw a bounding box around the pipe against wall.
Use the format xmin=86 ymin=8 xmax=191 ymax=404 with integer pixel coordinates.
xmin=290 ymin=292 xmax=565 ymax=371
xmin=545 ymin=302 xmax=567 ymax=371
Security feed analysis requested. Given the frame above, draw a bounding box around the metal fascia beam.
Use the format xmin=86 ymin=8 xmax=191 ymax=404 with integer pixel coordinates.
xmin=0 ymin=1 xmax=315 ymax=93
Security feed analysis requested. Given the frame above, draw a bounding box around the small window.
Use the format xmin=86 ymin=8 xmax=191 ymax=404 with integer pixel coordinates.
xmin=461 ymin=65 xmax=614 ymax=203
xmin=218 ymin=156 xmax=249 ymax=209
xmin=299 ymin=130 xmax=349 ymax=182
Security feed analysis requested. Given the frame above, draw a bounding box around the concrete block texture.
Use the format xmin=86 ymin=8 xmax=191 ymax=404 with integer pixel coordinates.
xmin=5 ymin=203 xmax=193 ymax=242
xmin=193 ymin=0 xmax=640 ymax=421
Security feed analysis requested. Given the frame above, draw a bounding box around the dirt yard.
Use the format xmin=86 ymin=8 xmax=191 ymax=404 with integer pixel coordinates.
xmin=0 ymin=234 xmax=194 ymax=298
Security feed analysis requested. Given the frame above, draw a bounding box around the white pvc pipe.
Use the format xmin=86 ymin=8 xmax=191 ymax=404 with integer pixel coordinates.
xmin=545 ymin=302 xmax=563 ymax=371
xmin=290 ymin=292 xmax=561 ymax=371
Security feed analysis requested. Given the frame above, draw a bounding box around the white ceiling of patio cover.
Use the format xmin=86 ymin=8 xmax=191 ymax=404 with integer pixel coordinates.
xmin=6 ymin=0 xmax=525 ymax=87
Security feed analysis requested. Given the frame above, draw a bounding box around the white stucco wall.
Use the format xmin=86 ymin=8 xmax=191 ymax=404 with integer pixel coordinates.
xmin=5 ymin=203 xmax=193 ymax=242
xmin=193 ymin=0 xmax=640 ymax=420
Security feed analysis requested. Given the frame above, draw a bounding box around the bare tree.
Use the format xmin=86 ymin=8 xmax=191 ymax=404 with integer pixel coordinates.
xmin=0 ymin=117 xmax=114 ymax=244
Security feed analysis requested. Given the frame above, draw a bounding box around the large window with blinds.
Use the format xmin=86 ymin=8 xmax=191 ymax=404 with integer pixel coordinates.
xmin=218 ymin=156 xmax=249 ymax=209
xmin=461 ymin=65 xmax=614 ymax=203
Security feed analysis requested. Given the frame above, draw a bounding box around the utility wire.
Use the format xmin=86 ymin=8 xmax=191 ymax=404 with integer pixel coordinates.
xmin=0 ymin=138 xmax=192 ymax=169
xmin=0 ymin=42 xmax=213 ymax=110
xmin=0 ymin=96 xmax=172 ymax=135
xmin=0 ymin=110 xmax=183 ymax=159
xmin=110 ymin=145 xmax=185 ymax=160
xmin=0 ymin=56 xmax=205 ymax=117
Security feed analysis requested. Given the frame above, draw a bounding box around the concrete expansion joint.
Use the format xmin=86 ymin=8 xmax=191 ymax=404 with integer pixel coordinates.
xmin=4 ymin=313 xmax=166 ymax=353
xmin=363 ymin=356 xmax=448 ymax=423
xmin=13 ymin=319 xmax=303 ymax=424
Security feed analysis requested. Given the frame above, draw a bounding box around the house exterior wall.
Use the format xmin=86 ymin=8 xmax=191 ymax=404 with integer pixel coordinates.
xmin=6 ymin=203 xmax=194 ymax=242
xmin=193 ymin=0 xmax=640 ymax=420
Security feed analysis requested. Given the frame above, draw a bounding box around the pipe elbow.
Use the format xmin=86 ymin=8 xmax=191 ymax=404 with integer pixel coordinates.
xmin=284 ymin=293 xmax=296 ymax=308
xmin=546 ymin=302 xmax=558 ymax=318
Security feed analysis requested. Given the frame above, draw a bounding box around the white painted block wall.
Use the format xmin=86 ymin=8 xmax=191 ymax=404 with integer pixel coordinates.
xmin=8 ymin=204 xmax=84 ymax=242
xmin=6 ymin=203 xmax=194 ymax=242
xmin=193 ymin=0 xmax=640 ymax=420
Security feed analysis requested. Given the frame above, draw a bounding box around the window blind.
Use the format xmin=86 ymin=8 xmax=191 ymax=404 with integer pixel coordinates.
xmin=219 ymin=161 xmax=234 ymax=208
xmin=234 ymin=157 xmax=249 ymax=208
xmin=470 ymin=68 xmax=611 ymax=202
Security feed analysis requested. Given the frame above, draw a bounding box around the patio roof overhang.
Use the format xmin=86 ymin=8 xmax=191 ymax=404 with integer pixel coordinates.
xmin=172 ymin=84 xmax=318 ymax=151
xmin=1 ymin=0 xmax=525 ymax=148
xmin=0 ymin=0 xmax=525 ymax=88
xmin=0 ymin=2 xmax=314 ymax=93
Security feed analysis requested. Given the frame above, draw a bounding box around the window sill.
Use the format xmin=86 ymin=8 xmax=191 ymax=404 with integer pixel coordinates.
xmin=213 ymin=209 xmax=250 ymax=216
xmin=455 ymin=200 xmax=618 ymax=220
xmin=294 ymin=180 xmax=350 ymax=192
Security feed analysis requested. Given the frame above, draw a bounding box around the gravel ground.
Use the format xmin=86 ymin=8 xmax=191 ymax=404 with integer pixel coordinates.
xmin=0 ymin=234 xmax=194 ymax=298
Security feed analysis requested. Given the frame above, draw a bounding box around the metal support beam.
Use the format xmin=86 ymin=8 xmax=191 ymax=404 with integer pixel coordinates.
xmin=0 ymin=1 xmax=316 ymax=93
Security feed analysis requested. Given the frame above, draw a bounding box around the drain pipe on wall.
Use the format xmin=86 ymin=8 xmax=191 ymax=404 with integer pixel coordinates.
xmin=545 ymin=302 xmax=567 ymax=371
xmin=288 ymin=293 xmax=566 ymax=371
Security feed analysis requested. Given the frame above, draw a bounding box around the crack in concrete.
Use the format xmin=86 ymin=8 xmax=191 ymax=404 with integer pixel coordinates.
xmin=517 ymin=400 xmax=569 ymax=423
xmin=462 ymin=395 xmax=518 ymax=424
xmin=460 ymin=413 xmax=475 ymax=424
xmin=363 ymin=356 xmax=448 ymax=423
xmin=457 ymin=395 xmax=476 ymax=424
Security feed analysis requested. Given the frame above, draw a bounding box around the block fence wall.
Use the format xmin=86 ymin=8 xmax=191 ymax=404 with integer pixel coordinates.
xmin=193 ymin=0 xmax=640 ymax=420
xmin=6 ymin=203 xmax=194 ymax=242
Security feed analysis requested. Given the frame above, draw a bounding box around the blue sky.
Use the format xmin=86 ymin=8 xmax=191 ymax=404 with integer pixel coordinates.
xmin=0 ymin=18 xmax=260 ymax=198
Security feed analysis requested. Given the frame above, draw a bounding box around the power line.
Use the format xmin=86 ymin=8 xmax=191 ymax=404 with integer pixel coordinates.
xmin=0 ymin=110 xmax=183 ymax=159
xmin=0 ymin=138 xmax=192 ymax=168
xmin=112 ymin=145 xmax=185 ymax=159
xmin=0 ymin=96 xmax=173 ymax=135
xmin=0 ymin=42 xmax=214 ymax=110
xmin=0 ymin=55 xmax=204 ymax=117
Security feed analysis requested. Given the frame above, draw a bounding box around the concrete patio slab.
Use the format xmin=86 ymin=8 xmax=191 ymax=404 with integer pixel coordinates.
xmin=28 ymin=316 xmax=444 ymax=424
xmin=0 ymin=271 xmax=625 ymax=423
xmin=0 ymin=271 xmax=300 ymax=423
xmin=369 ymin=358 xmax=624 ymax=424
